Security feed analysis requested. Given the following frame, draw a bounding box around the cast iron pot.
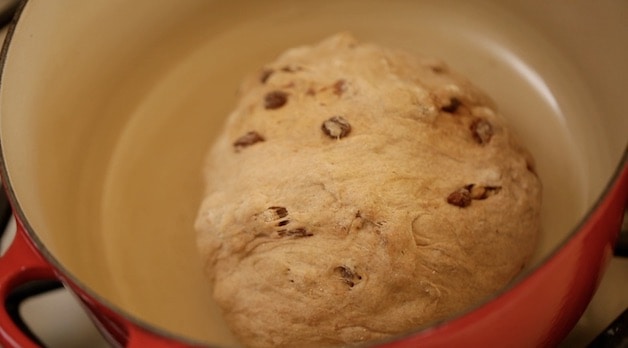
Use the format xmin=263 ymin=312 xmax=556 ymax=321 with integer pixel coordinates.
xmin=0 ymin=0 xmax=627 ymax=347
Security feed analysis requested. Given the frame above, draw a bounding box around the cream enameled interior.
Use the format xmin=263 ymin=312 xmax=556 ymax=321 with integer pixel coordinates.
xmin=0 ymin=0 xmax=625 ymax=345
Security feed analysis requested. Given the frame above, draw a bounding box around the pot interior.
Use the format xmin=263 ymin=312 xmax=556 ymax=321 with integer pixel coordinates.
xmin=1 ymin=0 xmax=626 ymax=345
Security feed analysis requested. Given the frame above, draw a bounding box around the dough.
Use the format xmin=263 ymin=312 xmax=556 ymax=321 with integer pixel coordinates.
xmin=195 ymin=33 xmax=541 ymax=347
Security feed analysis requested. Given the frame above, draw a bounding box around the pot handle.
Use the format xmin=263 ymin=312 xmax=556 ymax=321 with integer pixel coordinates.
xmin=0 ymin=219 xmax=58 ymax=348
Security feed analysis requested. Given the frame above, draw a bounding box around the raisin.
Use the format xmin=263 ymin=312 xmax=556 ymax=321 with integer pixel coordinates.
xmin=470 ymin=118 xmax=494 ymax=145
xmin=278 ymin=228 xmax=313 ymax=238
xmin=281 ymin=65 xmax=301 ymax=73
xmin=268 ymin=206 xmax=288 ymax=218
xmin=430 ymin=65 xmax=446 ymax=74
xmin=264 ymin=90 xmax=288 ymax=109
xmin=441 ymin=97 xmax=461 ymax=113
xmin=334 ymin=265 xmax=362 ymax=288
xmin=447 ymin=187 xmax=472 ymax=207
xmin=448 ymin=184 xmax=501 ymax=207
xmin=322 ymin=116 xmax=351 ymax=139
xmin=233 ymin=131 xmax=264 ymax=149
xmin=336 ymin=266 xmax=353 ymax=279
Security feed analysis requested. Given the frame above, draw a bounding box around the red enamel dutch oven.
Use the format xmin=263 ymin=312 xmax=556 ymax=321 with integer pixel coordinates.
xmin=0 ymin=0 xmax=626 ymax=347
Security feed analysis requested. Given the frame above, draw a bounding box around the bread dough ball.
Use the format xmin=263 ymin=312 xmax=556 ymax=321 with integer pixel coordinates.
xmin=195 ymin=33 xmax=541 ymax=347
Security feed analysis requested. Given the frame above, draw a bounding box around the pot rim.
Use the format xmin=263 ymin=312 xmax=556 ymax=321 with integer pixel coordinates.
xmin=0 ymin=0 xmax=626 ymax=346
